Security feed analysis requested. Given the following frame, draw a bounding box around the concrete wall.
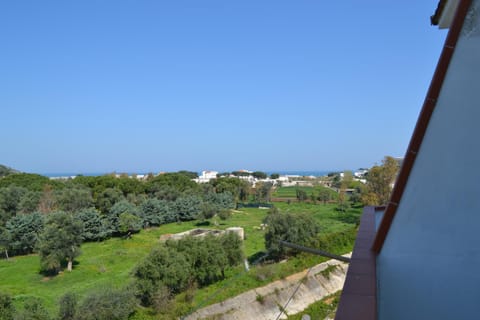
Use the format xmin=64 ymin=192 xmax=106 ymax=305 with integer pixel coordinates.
xmin=377 ymin=2 xmax=480 ymax=319
xmin=185 ymin=257 xmax=349 ymax=320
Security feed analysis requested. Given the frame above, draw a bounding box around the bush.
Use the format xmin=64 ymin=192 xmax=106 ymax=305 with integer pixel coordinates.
xmin=75 ymin=287 xmax=137 ymax=320
xmin=198 ymin=203 xmax=218 ymax=220
xmin=217 ymin=209 xmax=231 ymax=220
xmin=0 ymin=292 xmax=15 ymax=320
xmin=183 ymin=282 xmax=198 ymax=304
xmin=151 ymin=285 xmax=173 ymax=314
xmin=135 ymin=232 xmax=244 ymax=307
xmin=256 ymin=293 xmax=265 ymax=305
xmin=58 ymin=292 xmax=77 ymax=320
xmin=15 ymin=297 xmax=50 ymax=320
xmin=254 ymin=264 xmax=276 ymax=282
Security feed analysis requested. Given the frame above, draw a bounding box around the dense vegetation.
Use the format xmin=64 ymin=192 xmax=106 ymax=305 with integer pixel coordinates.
xmin=0 ymin=172 xmax=237 ymax=262
xmin=0 ymin=159 xmax=399 ymax=319
xmin=0 ymin=202 xmax=361 ymax=319
xmin=0 ymin=165 xmax=18 ymax=178
xmin=134 ymin=232 xmax=243 ymax=312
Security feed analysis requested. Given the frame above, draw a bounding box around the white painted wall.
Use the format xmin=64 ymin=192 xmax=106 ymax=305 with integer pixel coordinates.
xmin=375 ymin=209 xmax=384 ymax=231
xmin=377 ymin=2 xmax=480 ymax=319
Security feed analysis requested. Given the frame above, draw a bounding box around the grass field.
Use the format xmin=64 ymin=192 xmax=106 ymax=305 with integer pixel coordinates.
xmin=272 ymin=186 xmax=338 ymax=199
xmin=0 ymin=203 xmax=361 ymax=318
xmin=272 ymin=186 xmax=316 ymax=198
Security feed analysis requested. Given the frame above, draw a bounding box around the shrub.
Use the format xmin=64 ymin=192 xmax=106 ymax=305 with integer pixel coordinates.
xmin=152 ymin=285 xmax=173 ymax=314
xmin=254 ymin=264 xmax=276 ymax=282
xmin=218 ymin=209 xmax=231 ymax=221
xmin=256 ymin=293 xmax=265 ymax=305
xmin=0 ymin=292 xmax=15 ymax=320
xmin=58 ymin=292 xmax=77 ymax=320
xmin=75 ymin=287 xmax=137 ymax=320
xmin=15 ymin=297 xmax=50 ymax=320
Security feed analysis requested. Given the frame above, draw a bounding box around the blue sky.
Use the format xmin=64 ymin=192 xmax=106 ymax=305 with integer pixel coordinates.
xmin=1 ymin=1 xmax=447 ymax=174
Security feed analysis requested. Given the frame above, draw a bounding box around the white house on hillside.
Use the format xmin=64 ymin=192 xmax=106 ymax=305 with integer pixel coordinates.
xmin=196 ymin=170 xmax=218 ymax=183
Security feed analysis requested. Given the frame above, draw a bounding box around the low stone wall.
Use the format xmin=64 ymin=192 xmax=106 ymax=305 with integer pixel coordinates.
xmin=160 ymin=227 xmax=244 ymax=242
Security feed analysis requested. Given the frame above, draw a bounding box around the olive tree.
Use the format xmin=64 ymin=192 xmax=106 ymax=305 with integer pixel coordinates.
xmin=264 ymin=208 xmax=320 ymax=260
xmin=38 ymin=212 xmax=83 ymax=274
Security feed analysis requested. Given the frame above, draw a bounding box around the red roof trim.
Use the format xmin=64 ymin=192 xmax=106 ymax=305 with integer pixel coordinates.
xmin=372 ymin=0 xmax=473 ymax=253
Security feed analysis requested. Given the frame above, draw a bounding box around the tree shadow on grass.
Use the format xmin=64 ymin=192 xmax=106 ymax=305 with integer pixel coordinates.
xmin=38 ymin=259 xmax=81 ymax=277
xmin=195 ymin=221 xmax=211 ymax=227
xmin=248 ymin=251 xmax=268 ymax=264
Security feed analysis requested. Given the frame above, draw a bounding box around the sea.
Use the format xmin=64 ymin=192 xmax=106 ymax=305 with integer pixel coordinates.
xmin=43 ymin=170 xmax=340 ymax=179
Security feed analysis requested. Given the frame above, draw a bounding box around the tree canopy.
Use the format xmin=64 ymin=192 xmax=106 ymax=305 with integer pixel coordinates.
xmin=362 ymin=156 xmax=400 ymax=205
xmin=38 ymin=212 xmax=84 ymax=274
xmin=264 ymin=208 xmax=320 ymax=260
xmin=6 ymin=212 xmax=44 ymax=255
xmin=0 ymin=170 xmax=243 ymax=259
xmin=134 ymin=232 xmax=243 ymax=306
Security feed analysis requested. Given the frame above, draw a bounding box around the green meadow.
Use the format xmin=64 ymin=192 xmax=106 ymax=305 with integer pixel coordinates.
xmin=0 ymin=203 xmax=361 ymax=317
xmin=272 ymin=186 xmax=338 ymax=199
xmin=272 ymin=186 xmax=316 ymax=198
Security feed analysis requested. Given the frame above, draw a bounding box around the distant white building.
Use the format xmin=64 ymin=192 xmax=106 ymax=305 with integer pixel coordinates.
xmin=238 ymin=175 xmax=256 ymax=183
xmin=196 ymin=170 xmax=218 ymax=183
xmin=354 ymin=169 xmax=368 ymax=178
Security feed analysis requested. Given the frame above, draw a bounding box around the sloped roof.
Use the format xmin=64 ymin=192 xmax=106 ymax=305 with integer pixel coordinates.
xmin=372 ymin=0 xmax=473 ymax=252
xmin=336 ymin=1 xmax=474 ymax=318
xmin=431 ymin=0 xmax=449 ymax=25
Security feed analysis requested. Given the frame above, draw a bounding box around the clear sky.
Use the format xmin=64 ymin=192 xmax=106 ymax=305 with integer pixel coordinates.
xmin=1 ymin=1 xmax=448 ymax=174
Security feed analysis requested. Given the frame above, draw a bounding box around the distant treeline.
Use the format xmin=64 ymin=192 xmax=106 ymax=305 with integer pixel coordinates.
xmin=0 ymin=172 xmax=259 ymax=259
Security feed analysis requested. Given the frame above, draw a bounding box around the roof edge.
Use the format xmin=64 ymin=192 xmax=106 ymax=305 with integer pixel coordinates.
xmin=335 ymin=206 xmax=381 ymax=320
xmin=372 ymin=0 xmax=473 ymax=253
xmin=431 ymin=0 xmax=449 ymax=25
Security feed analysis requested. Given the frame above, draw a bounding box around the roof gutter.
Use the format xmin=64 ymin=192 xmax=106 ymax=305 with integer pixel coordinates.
xmin=372 ymin=0 xmax=473 ymax=253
